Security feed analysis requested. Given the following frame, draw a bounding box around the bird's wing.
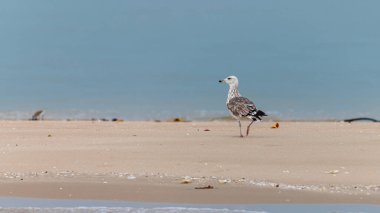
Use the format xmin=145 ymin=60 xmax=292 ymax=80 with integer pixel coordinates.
xmin=227 ymin=97 xmax=257 ymax=117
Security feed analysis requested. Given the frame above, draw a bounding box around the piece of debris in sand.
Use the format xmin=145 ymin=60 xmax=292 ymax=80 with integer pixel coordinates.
xmin=127 ymin=175 xmax=136 ymax=180
xmin=173 ymin=118 xmax=186 ymax=122
xmin=181 ymin=177 xmax=192 ymax=184
xmin=195 ymin=185 xmax=214 ymax=190
xmin=112 ymin=118 xmax=124 ymax=122
xmin=326 ymin=170 xmax=340 ymax=175
xmin=344 ymin=117 xmax=379 ymax=123
xmin=271 ymin=122 xmax=279 ymax=129
xmin=31 ymin=110 xmax=44 ymax=121
xmin=204 ymin=129 xmax=211 ymax=131
xmin=218 ymin=179 xmax=231 ymax=184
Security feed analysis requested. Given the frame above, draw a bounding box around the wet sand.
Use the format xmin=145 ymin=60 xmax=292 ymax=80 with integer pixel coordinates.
xmin=0 ymin=121 xmax=379 ymax=204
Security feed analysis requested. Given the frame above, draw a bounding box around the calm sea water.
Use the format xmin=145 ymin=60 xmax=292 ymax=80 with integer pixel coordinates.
xmin=1 ymin=1 xmax=379 ymax=120
xmin=0 ymin=197 xmax=379 ymax=213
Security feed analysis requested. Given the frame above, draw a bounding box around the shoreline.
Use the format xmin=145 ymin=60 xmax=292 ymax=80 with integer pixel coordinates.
xmin=0 ymin=118 xmax=368 ymax=122
xmin=0 ymin=121 xmax=379 ymax=204
xmin=1 ymin=177 xmax=380 ymax=204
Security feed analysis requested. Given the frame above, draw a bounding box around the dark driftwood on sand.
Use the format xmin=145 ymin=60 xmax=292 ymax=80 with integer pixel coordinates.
xmin=194 ymin=185 xmax=214 ymax=190
xmin=344 ymin=117 xmax=379 ymax=123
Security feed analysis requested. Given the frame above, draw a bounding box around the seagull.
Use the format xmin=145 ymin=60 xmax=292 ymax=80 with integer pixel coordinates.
xmin=219 ymin=75 xmax=267 ymax=137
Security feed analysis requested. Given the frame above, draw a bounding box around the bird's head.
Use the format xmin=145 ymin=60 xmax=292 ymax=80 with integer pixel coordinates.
xmin=219 ymin=75 xmax=239 ymax=86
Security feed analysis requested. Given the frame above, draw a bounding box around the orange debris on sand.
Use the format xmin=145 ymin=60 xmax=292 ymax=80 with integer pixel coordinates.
xmin=173 ymin=118 xmax=186 ymax=122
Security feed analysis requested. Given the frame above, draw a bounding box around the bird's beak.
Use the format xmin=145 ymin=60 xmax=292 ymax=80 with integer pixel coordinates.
xmin=219 ymin=80 xmax=225 ymax=83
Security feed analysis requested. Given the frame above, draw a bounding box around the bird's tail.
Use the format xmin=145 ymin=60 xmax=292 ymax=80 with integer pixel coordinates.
xmin=248 ymin=109 xmax=267 ymax=121
xmin=256 ymin=110 xmax=267 ymax=117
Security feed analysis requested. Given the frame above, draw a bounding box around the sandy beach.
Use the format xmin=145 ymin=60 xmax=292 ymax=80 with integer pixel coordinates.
xmin=0 ymin=120 xmax=379 ymax=204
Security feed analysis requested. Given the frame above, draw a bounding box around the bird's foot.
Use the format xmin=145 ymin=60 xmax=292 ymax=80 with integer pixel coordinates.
xmin=240 ymin=134 xmax=244 ymax=138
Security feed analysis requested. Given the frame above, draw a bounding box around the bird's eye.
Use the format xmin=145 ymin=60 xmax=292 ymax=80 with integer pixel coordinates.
xmin=227 ymin=78 xmax=231 ymax=80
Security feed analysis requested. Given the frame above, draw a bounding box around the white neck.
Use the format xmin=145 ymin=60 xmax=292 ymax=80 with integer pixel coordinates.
xmin=227 ymin=84 xmax=240 ymax=104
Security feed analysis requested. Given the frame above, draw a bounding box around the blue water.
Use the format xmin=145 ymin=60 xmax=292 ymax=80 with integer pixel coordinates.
xmin=0 ymin=1 xmax=379 ymax=120
xmin=0 ymin=197 xmax=379 ymax=213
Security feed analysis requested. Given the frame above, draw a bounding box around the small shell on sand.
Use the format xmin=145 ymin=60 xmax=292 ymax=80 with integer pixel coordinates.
xmin=218 ymin=179 xmax=231 ymax=184
xmin=271 ymin=122 xmax=280 ymax=129
xmin=181 ymin=176 xmax=193 ymax=184
xmin=181 ymin=179 xmax=192 ymax=184
xmin=326 ymin=170 xmax=340 ymax=175
xmin=127 ymin=175 xmax=137 ymax=180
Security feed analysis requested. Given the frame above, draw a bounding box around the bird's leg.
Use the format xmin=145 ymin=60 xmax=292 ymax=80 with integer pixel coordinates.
xmin=238 ymin=120 xmax=244 ymax=137
xmin=246 ymin=120 xmax=255 ymax=136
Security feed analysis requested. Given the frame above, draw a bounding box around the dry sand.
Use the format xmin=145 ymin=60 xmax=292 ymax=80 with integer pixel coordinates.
xmin=0 ymin=120 xmax=379 ymax=204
